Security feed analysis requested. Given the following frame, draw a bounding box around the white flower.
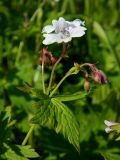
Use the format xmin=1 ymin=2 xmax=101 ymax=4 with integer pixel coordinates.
xmin=105 ymin=127 xmax=112 ymax=133
xmin=104 ymin=120 xmax=119 ymax=133
xmin=42 ymin=17 xmax=87 ymax=45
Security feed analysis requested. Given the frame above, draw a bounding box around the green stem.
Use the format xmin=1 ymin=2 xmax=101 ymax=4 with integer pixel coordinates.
xmin=49 ymin=72 xmax=69 ymax=97
xmin=49 ymin=63 xmax=89 ymax=97
xmin=22 ymin=124 xmax=35 ymax=146
xmin=42 ymin=55 xmax=46 ymax=94
xmin=47 ymin=43 xmax=69 ymax=95
xmin=47 ymin=56 xmax=62 ymax=95
xmin=49 ymin=67 xmax=76 ymax=97
xmin=30 ymin=9 xmax=38 ymax=22
xmin=15 ymin=41 xmax=24 ymax=66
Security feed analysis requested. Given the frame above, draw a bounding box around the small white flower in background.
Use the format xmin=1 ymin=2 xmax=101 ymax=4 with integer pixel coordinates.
xmin=42 ymin=17 xmax=87 ymax=45
xmin=104 ymin=120 xmax=120 ymax=133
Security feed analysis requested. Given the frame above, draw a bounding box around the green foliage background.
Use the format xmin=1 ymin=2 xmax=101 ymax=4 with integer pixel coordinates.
xmin=0 ymin=0 xmax=120 ymax=159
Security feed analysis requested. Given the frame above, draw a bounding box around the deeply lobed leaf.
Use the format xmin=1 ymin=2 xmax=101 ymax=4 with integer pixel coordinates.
xmin=2 ymin=144 xmax=39 ymax=160
xmin=31 ymin=98 xmax=80 ymax=151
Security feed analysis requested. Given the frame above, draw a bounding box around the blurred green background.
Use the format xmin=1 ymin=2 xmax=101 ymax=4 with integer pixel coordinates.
xmin=0 ymin=0 xmax=120 ymax=159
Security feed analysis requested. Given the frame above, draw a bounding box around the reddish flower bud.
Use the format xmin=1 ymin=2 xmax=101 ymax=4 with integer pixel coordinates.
xmin=51 ymin=57 xmax=57 ymax=64
xmin=39 ymin=48 xmax=58 ymax=66
xmin=84 ymin=79 xmax=90 ymax=92
xmin=88 ymin=63 xmax=95 ymax=68
xmin=45 ymin=56 xmax=51 ymax=65
xmin=39 ymin=57 xmax=43 ymax=65
xmin=93 ymin=69 xmax=108 ymax=84
xmin=88 ymin=63 xmax=108 ymax=84
xmin=39 ymin=55 xmax=57 ymax=66
xmin=42 ymin=48 xmax=52 ymax=57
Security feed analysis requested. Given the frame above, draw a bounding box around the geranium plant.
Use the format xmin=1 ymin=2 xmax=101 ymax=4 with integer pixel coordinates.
xmin=19 ymin=17 xmax=108 ymax=152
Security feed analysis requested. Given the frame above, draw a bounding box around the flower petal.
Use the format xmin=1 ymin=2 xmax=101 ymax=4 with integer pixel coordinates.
xmin=52 ymin=19 xmax=57 ymax=26
xmin=69 ymin=26 xmax=86 ymax=38
xmin=105 ymin=127 xmax=112 ymax=133
xmin=62 ymin=37 xmax=72 ymax=43
xmin=104 ymin=120 xmax=119 ymax=127
xmin=42 ymin=25 xmax=55 ymax=33
xmin=58 ymin=17 xmax=67 ymax=31
xmin=54 ymin=33 xmax=72 ymax=43
xmin=53 ymin=17 xmax=67 ymax=33
xmin=72 ymin=19 xmax=85 ymax=27
xmin=57 ymin=36 xmax=72 ymax=43
xmin=43 ymin=34 xmax=58 ymax=45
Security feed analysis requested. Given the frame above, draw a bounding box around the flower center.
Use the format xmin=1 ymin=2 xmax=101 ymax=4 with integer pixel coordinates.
xmin=61 ymin=27 xmax=70 ymax=36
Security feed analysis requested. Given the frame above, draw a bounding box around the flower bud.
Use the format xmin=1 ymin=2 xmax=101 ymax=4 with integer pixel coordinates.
xmin=93 ymin=69 xmax=108 ymax=84
xmin=51 ymin=57 xmax=57 ymax=64
xmin=42 ymin=48 xmax=52 ymax=57
xmin=45 ymin=56 xmax=51 ymax=65
xmin=88 ymin=64 xmax=108 ymax=84
xmin=39 ymin=48 xmax=58 ymax=66
xmin=84 ymin=79 xmax=90 ymax=92
xmin=39 ymin=57 xmax=43 ymax=65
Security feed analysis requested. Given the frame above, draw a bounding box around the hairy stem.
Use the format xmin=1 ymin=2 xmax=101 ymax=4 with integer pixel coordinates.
xmin=42 ymin=55 xmax=46 ymax=94
xmin=49 ymin=73 xmax=69 ymax=97
xmin=49 ymin=67 xmax=75 ymax=97
xmin=47 ymin=43 xmax=69 ymax=95
xmin=49 ymin=63 xmax=89 ymax=97
xmin=47 ymin=56 xmax=62 ymax=95
xmin=15 ymin=41 xmax=24 ymax=66
xmin=22 ymin=124 xmax=35 ymax=146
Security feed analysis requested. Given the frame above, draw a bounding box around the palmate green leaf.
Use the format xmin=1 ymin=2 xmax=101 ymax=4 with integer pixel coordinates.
xmin=52 ymin=98 xmax=80 ymax=151
xmin=54 ymin=91 xmax=87 ymax=102
xmin=31 ymin=98 xmax=80 ymax=151
xmin=3 ymin=144 xmax=39 ymax=160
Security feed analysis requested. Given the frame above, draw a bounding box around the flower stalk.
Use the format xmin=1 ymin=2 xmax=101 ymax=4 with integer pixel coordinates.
xmin=22 ymin=124 xmax=35 ymax=146
xmin=41 ymin=54 xmax=46 ymax=94
xmin=15 ymin=41 xmax=24 ymax=66
xmin=49 ymin=69 xmax=72 ymax=97
xmin=47 ymin=56 xmax=62 ymax=95
xmin=49 ymin=63 xmax=89 ymax=97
